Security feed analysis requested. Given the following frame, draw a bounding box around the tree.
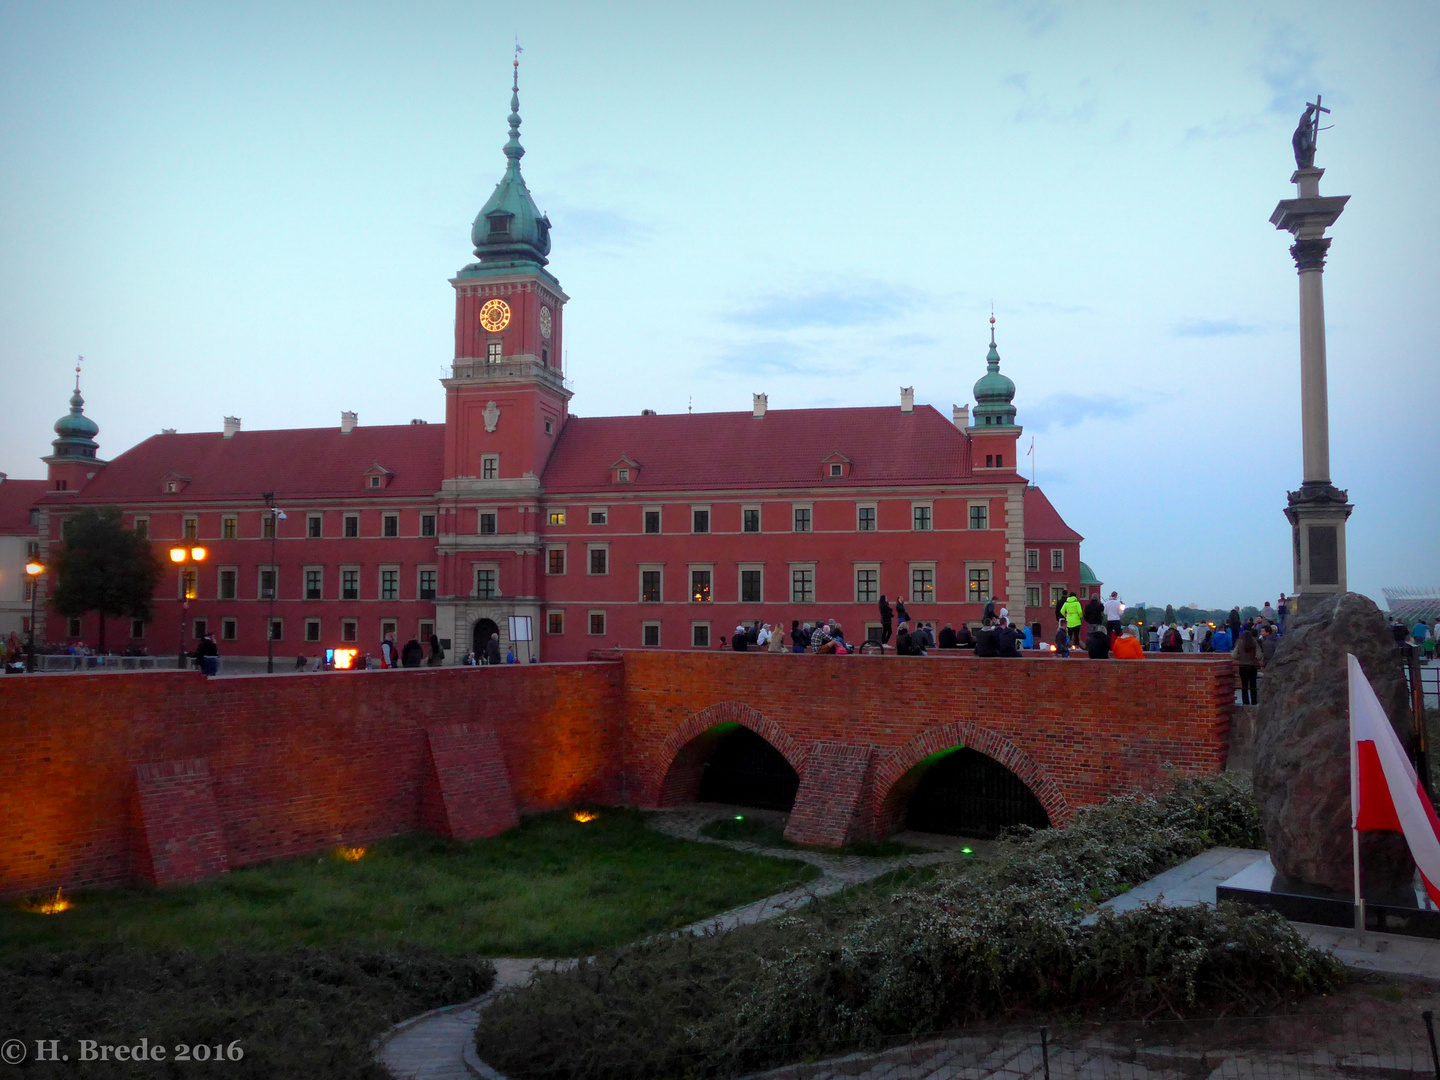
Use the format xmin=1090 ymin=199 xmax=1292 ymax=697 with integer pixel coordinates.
xmin=51 ymin=507 xmax=164 ymax=654
xmin=1164 ymin=604 xmax=1176 ymax=624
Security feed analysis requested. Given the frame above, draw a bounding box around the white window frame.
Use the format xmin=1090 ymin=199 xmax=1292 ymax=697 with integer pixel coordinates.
xmin=545 ymin=545 xmax=567 ymax=575
xmin=217 ymin=566 xmax=239 ymax=601
xmin=257 ymin=565 xmax=278 ymax=601
xmin=690 ymin=505 xmax=711 ymax=534
xmin=417 ymin=565 xmax=438 ymax=600
xmin=911 ymin=501 xmax=934 ymax=531
xmin=689 ymin=564 xmax=714 ymax=603
xmin=340 ymin=564 xmax=361 ymax=600
xmin=691 ymin=622 xmax=711 ymax=648
xmin=221 ymin=618 xmax=237 ymax=642
xmin=1051 ymin=548 xmax=1064 ymax=571
xmin=341 ymin=618 xmax=358 ymax=643
xmin=968 ymin=501 xmax=990 ymax=530
xmin=307 ymin=513 xmax=323 ymax=538
xmin=478 ymin=509 xmax=498 ymax=535
xmin=1026 ymin=548 xmax=1040 ymax=572
xmin=789 ymin=561 xmax=817 ymax=603
xmin=588 ymin=507 xmax=608 ymax=526
xmin=587 ymin=543 xmax=610 ymax=576
xmin=182 ymin=515 xmax=199 ymax=540
xmin=966 ymin=561 xmax=995 ymax=603
xmin=546 ymin=610 xmax=565 ymax=635
xmin=303 ymin=565 xmax=324 ymax=601
xmin=379 ymin=564 xmax=401 ymax=601
xmin=909 ymin=561 xmax=937 ymax=604
xmin=588 ymin=610 xmax=607 ymax=636
xmin=481 ymin=454 xmax=500 ymax=480
xmin=738 ymin=563 xmax=764 ymax=604
xmin=221 ymin=514 xmax=238 ymax=540
xmin=643 ymin=506 xmax=662 ymax=534
xmin=474 ymin=565 xmax=500 ymax=600
xmin=856 ymin=503 xmax=877 ymax=532
xmin=741 ymin=504 xmax=761 ymax=533
xmin=854 ymin=562 xmax=880 ymax=604
xmin=382 ymin=513 xmax=400 ymax=538
xmin=343 ymin=513 xmax=359 ymax=538
xmin=268 ymin=617 xmax=284 ymax=642
xmin=548 ymin=509 xmax=567 ymax=526
xmin=305 ymin=618 xmax=322 ymax=643
xmin=420 ymin=513 xmax=436 ymax=538
xmin=1026 ymin=585 xmax=1042 ymax=608
xmin=639 ymin=564 xmax=664 ymax=603
xmin=792 ymin=503 xmax=813 ymax=533
xmin=641 ymin=621 xmax=662 ymax=648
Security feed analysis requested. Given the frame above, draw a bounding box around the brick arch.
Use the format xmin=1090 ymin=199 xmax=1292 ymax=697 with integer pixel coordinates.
xmin=651 ymin=701 xmax=806 ymax=808
xmin=872 ymin=722 xmax=1068 ymax=836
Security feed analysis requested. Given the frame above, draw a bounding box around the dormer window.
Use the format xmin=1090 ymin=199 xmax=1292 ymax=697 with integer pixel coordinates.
xmin=363 ymin=462 xmax=394 ymax=490
xmin=830 ymin=463 xmax=842 ymax=477
xmin=617 ymin=469 xmax=629 ymax=482
xmin=820 ymin=452 xmax=852 ymax=480
xmin=610 ymin=457 xmax=639 ymax=484
xmin=370 ymin=476 xmax=382 ymax=489
xmin=487 ymin=213 xmax=512 ymax=235
xmin=159 ymin=471 xmax=191 ymax=495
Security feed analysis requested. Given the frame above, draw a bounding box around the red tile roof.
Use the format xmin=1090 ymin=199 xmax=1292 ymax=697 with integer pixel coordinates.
xmin=0 ymin=478 xmax=47 ymax=533
xmin=44 ymin=425 xmax=445 ymax=504
xmin=1025 ymin=486 xmax=1083 ymax=542
xmin=543 ymin=405 xmax=981 ymax=492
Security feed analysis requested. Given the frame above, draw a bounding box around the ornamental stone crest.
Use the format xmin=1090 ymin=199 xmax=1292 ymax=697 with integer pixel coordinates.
xmin=483 ymin=401 xmax=500 ymax=433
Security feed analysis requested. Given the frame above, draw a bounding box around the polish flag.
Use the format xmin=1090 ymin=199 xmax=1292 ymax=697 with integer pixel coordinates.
xmin=1349 ymin=653 xmax=1440 ymax=905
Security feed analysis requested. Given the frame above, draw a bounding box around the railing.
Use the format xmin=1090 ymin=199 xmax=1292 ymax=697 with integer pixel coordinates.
xmin=446 ymin=356 xmax=571 ymax=391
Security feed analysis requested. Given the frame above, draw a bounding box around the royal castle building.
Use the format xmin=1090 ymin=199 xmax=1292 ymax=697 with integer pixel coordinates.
xmin=11 ymin=71 xmax=1097 ymax=662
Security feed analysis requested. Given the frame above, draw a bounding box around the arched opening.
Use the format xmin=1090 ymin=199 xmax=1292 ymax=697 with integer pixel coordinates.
xmin=656 ymin=722 xmax=800 ymax=811
xmin=472 ymin=618 xmax=499 ymax=656
xmin=902 ymin=747 xmax=1050 ymax=838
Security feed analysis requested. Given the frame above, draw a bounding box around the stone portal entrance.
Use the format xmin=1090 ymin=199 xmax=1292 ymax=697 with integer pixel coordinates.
xmin=697 ymin=726 xmax=799 ymax=812
xmin=904 ymin=747 xmax=1050 ymax=838
xmin=472 ymin=618 xmax=499 ymax=657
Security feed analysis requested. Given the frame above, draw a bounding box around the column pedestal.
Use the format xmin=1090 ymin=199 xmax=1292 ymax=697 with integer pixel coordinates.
xmin=1284 ymin=482 xmax=1353 ymax=613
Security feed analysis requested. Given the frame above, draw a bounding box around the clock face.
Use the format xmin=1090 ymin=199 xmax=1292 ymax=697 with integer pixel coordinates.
xmin=539 ymin=306 xmax=553 ymax=339
xmin=479 ymin=298 xmax=511 ymax=333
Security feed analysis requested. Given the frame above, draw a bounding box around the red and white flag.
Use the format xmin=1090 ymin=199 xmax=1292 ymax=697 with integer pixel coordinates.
xmin=1349 ymin=653 xmax=1440 ymax=905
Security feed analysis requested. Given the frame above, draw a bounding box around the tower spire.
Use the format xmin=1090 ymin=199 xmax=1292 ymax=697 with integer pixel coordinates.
xmin=505 ymin=43 xmax=524 ymax=168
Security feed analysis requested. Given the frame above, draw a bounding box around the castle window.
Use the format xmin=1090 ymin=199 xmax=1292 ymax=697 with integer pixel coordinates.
xmin=305 ymin=620 xmax=321 ymax=643
xmin=479 ymin=512 xmax=497 ymax=535
xmin=308 ymin=514 xmax=323 ymax=538
xmin=487 ymin=342 xmax=501 ymax=363
xmin=219 ymin=569 xmax=237 ymax=600
xmin=549 ymin=511 xmax=565 ymax=526
xmin=616 ymin=468 xmax=630 ymax=482
xmin=382 ymin=514 xmax=399 ymax=537
xmin=691 ymin=623 xmax=710 ymax=648
xmin=691 ymin=508 xmax=709 ymax=534
xmin=588 ymin=611 xmax=606 ymax=636
xmin=419 ymin=569 xmax=436 ymax=600
xmin=341 ymin=620 xmax=357 ymax=643
xmin=183 ymin=516 xmax=198 ymax=540
xmin=544 ymin=416 xmax=554 ymax=435
xmin=1026 ymin=548 xmax=1039 ymax=571
xmin=370 ymin=475 xmax=382 ymax=488
xmin=131 ymin=619 xmax=146 ymax=639
xmin=223 ymin=619 xmax=238 ymax=642
xmin=830 ymin=463 xmax=842 ymax=477
xmin=912 ymin=503 xmax=932 ymax=531
xmin=1051 ymin=549 xmax=1064 ymax=571
xmin=305 ymin=568 xmax=322 ymax=600
xmin=547 ymin=611 xmax=564 ymax=635
xmin=742 ymin=507 xmax=760 ymax=533
xmin=642 ymin=623 xmax=661 ymax=648
xmin=969 ymin=504 xmax=988 ymax=530
xmin=476 ymin=569 xmax=497 ymax=599
xmin=344 ymin=514 xmax=359 ymax=537
xmin=644 ymin=509 xmax=660 ymax=534
xmin=857 ymin=505 xmax=876 ymax=532
xmin=222 ymin=516 xmax=237 ymax=539
xmin=482 ymin=455 xmax=499 ymax=480
xmin=996 ymin=454 xmax=1004 ymax=468
xmin=420 ymin=514 xmax=436 ymax=537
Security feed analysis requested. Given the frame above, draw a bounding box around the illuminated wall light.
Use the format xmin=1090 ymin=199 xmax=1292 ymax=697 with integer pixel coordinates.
xmin=572 ymin=810 xmax=597 ymax=823
xmin=333 ymin=648 xmax=358 ymax=670
xmin=336 ymin=845 xmax=367 ymax=861
xmin=23 ymin=887 xmax=72 ymax=914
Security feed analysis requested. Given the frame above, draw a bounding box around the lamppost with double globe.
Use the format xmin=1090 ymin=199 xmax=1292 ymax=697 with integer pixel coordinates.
xmin=24 ymin=560 xmax=45 ymax=672
xmin=169 ymin=545 xmax=207 ymax=669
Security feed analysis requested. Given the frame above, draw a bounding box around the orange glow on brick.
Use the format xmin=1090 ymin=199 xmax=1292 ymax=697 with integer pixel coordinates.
xmin=23 ymin=887 xmax=72 ymax=915
xmin=572 ymin=810 xmax=597 ymax=823
xmin=336 ymin=845 xmax=367 ymax=861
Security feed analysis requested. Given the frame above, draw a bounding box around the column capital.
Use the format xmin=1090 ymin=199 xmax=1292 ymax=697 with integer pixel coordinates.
xmin=1290 ymin=237 xmax=1332 ymax=272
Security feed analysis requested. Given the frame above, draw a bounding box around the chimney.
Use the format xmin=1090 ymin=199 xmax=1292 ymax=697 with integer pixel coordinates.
xmin=900 ymin=387 xmax=914 ymax=413
xmin=222 ymin=416 xmax=241 ymax=439
xmin=161 ymin=428 xmax=177 ymax=435
xmin=340 ymin=411 xmax=357 ymax=434
xmin=0 ymin=472 xmax=7 ymax=484
xmin=952 ymin=404 xmax=970 ymax=429
xmin=752 ymin=393 xmax=768 ymax=419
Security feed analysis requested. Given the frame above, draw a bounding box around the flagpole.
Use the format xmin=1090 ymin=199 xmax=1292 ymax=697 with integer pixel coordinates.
xmin=1349 ymin=654 xmax=1365 ymax=943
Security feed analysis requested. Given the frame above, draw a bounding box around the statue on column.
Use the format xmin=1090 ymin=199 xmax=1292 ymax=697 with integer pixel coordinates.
xmin=1291 ymin=97 xmax=1329 ymax=169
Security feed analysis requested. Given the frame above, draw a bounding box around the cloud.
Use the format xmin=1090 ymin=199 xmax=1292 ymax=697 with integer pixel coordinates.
xmin=1002 ymin=69 xmax=1096 ymax=126
xmin=702 ymin=339 xmax=834 ymax=378
xmin=1261 ymin=24 xmax=1320 ymax=114
xmin=1182 ymin=116 xmax=1265 ymax=142
xmin=1022 ymin=393 xmax=1145 ymax=432
xmin=726 ymin=287 xmax=914 ymax=331
xmin=1173 ymin=318 xmax=1263 ymax=338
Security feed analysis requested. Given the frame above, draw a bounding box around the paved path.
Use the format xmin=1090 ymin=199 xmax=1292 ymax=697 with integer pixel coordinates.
xmin=378 ymin=806 xmax=963 ymax=1080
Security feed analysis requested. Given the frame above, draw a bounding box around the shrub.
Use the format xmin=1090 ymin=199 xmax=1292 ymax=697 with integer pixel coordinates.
xmin=477 ymin=775 xmax=1340 ymax=1080
xmin=2 ymin=944 xmax=495 ymax=1079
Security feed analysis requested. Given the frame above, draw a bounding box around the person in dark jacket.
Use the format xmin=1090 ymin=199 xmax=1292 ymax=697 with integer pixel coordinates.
xmin=1086 ymin=624 xmax=1111 ymax=659
xmin=895 ymin=622 xmax=913 ymax=656
xmin=877 ymin=596 xmax=893 ymax=648
xmin=1084 ymin=595 xmax=1105 ymax=630
xmin=955 ymin=624 xmax=975 ymax=648
xmin=1054 ymin=623 xmax=1072 ymax=657
xmin=895 ymin=596 xmax=910 ymax=625
xmin=427 ymin=634 xmax=445 ymax=666
xmin=401 ymin=638 xmax=424 ymax=667
xmin=1260 ymin=625 xmax=1280 ymax=666
xmin=938 ymin=623 xmax=958 ymax=649
xmin=732 ymin=624 xmax=749 ymax=652
xmin=484 ymin=632 xmax=502 ymax=665
xmin=1233 ymin=629 xmax=1264 ymax=705
xmin=973 ymin=620 xmax=1000 ymax=657
xmin=982 ymin=598 xmax=997 ymax=623
xmin=1228 ymin=607 xmax=1243 ymax=643
xmin=995 ymin=620 xmax=1022 ymax=657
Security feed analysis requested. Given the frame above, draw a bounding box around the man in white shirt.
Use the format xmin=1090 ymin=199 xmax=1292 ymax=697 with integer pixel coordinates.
xmin=1102 ymin=592 xmax=1125 ymax=636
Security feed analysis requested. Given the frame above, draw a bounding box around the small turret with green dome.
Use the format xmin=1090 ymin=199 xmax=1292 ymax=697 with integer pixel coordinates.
xmin=459 ymin=55 xmax=553 ymax=278
xmin=972 ymin=315 xmax=1017 ymax=427
xmin=50 ymin=360 xmax=100 ymax=461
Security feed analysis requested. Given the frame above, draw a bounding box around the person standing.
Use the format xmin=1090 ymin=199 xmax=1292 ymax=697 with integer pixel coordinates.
xmin=1228 ymin=607 xmax=1243 ymax=645
xmin=485 ymin=632 xmax=502 ymax=666
xmin=1233 ymin=629 xmax=1263 ymax=705
xmin=877 ymin=596 xmax=893 ymax=648
xmin=381 ymin=632 xmax=399 ymax=669
xmin=895 ymin=596 xmax=910 ymax=626
xmin=1060 ymin=590 xmax=1084 ymax=648
xmin=768 ymin=622 xmax=786 ymax=653
xmin=1102 ymin=591 xmax=1124 ymax=637
xmin=1083 ymin=593 xmax=1105 ymax=635
xmin=427 ymin=634 xmax=445 ymax=666
xmin=1277 ymin=593 xmax=1289 ymax=634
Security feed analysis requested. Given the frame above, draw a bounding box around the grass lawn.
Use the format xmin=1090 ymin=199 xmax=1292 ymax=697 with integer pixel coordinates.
xmin=1 ymin=808 xmax=819 ymax=959
xmin=700 ymin=814 xmax=934 ymax=857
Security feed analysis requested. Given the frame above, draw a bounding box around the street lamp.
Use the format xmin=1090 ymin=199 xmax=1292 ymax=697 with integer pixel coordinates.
xmin=262 ymin=493 xmax=286 ymax=674
xmin=169 ymin=545 xmax=207 ymax=670
xmin=24 ymin=560 xmax=44 ymax=673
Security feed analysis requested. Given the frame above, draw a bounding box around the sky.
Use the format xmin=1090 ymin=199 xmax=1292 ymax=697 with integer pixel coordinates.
xmin=1 ymin=0 xmax=1436 ymax=609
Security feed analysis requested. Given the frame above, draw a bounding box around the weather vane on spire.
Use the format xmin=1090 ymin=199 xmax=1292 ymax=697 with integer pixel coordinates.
xmin=75 ymin=355 xmax=84 ymax=391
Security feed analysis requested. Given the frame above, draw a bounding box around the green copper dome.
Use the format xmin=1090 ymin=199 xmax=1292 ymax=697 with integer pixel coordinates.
xmin=1079 ymin=561 xmax=1100 ymax=587
xmin=51 ymin=385 xmax=100 ymax=460
xmin=460 ymin=61 xmax=552 ymax=276
xmin=972 ymin=318 xmax=1017 ymax=427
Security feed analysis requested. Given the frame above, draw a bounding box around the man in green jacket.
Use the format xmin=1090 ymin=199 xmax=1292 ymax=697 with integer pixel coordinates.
xmin=1061 ymin=591 xmax=1085 ymax=648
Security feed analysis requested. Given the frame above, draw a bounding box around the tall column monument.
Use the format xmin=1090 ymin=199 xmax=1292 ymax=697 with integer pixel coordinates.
xmin=1270 ymin=97 xmax=1352 ymax=612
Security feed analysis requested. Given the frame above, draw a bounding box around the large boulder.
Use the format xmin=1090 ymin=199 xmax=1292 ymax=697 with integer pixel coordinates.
xmin=1253 ymin=592 xmax=1415 ymax=896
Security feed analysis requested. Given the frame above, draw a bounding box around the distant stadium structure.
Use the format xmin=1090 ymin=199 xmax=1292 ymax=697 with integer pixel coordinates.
xmin=1383 ymin=585 xmax=1440 ymax=624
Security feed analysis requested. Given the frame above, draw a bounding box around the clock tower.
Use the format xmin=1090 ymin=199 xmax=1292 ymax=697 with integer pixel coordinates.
xmin=437 ymin=58 xmax=570 ymax=656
